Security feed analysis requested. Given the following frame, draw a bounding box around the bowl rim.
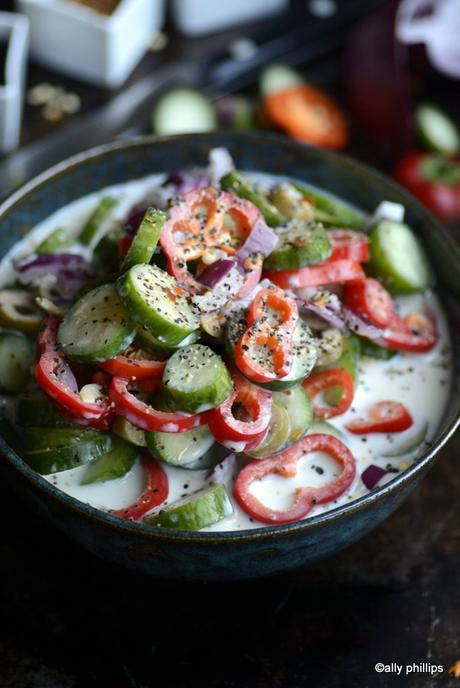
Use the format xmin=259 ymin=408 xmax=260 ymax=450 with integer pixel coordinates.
xmin=1 ymin=130 xmax=459 ymax=544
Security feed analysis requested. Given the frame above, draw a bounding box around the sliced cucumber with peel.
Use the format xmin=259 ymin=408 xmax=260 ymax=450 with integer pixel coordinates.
xmin=120 ymin=208 xmax=166 ymax=272
xmin=112 ymin=416 xmax=147 ymax=447
xmin=293 ymin=182 xmax=366 ymax=230
xmin=263 ymin=219 xmax=331 ymax=270
xmin=163 ymin=344 xmax=233 ymax=413
xmin=136 ymin=326 xmax=199 ymax=358
xmin=273 ymin=386 xmax=313 ymax=448
xmin=415 ymin=103 xmax=460 ymax=155
xmin=220 ymin=170 xmax=284 ymax=227
xmin=0 ymin=331 xmax=33 ymax=394
xmin=36 ymin=227 xmax=73 ymax=254
xmin=308 ymin=420 xmax=346 ymax=441
xmin=381 ymin=422 xmax=428 ymax=458
xmin=152 ymin=88 xmax=216 ymax=136
xmin=319 ymin=334 xmax=361 ymax=407
xmin=144 ymin=484 xmax=233 ymax=531
xmin=24 ymin=431 xmax=113 ymax=474
xmin=247 ymin=403 xmax=291 ymax=458
xmin=58 ymin=282 xmax=136 ymax=363
xmin=80 ymin=196 xmax=117 ymax=246
xmin=17 ymin=393 xmax=76 ymax=428
xmin=368 ymin=220 xmax=433 ymax=293
xmin=117 ymin=264 xmax=199 ymax=347
xmin=146 ymin=424 xmax=218 ymax=469
xmin=80 ymin=436 xmax=138 ymax=484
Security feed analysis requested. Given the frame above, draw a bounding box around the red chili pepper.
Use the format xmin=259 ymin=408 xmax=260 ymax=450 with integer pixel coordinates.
xmin=264 ymin=259 xmax=365 ymax=290
xmin=207 ymin=373 xmax=272 ymax=444
xmin=343 ymin=278 xmax=396 ymax=329
xmin=328 ymin=230 xmax=369 ymax=263
xmin=234 ymin=433 xmax=356 ymax=524
xmin=379 ymin=311 xmax=437 ymax=353
xmin=346 ymin=401 xmax=413 ymax=434
xmin=159 ymin=187 xmax=260 ymax=293
xmin=112 ymin=454 xmax=168 ymax=521
xmin=394 ymin=151 xmax=460 ymax=221
xmin=99 ymin=346 xmax=165 ymax=381
xmin=234 ymin=286 xmax=298 ymax=383
xmin=109 ymin=376 xmax=208 ymax=433
xmin=35 ymin=351 xmax=112 ymax=429
xmin=303 ymin=368 xmax=354 ymax=419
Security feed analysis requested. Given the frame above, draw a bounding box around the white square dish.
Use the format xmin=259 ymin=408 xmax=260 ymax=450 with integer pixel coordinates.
xmin=16 ymin=0 xmax=165 ymax=89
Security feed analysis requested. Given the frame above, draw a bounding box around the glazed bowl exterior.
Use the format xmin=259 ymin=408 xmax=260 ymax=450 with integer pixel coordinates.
xmin=0 ymin=132 xmax=459 ymax=581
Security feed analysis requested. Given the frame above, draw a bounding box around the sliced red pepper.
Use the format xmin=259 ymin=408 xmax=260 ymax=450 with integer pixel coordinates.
xmin=379 ymin=311 xmax=438 ymax=353
xmin=35 ymin=351 xmax=111 ymax=429
xmin=207 ymin=373 xmax=272 ymax=444
xmin=264 ymin=84 xmax=349 ymax=149
xmin=328 ymin=229 xmax=369 ymax=263
xmin=112 ymin=454 xmax=168 ymax=522
xmin=343 ymin=278 xmax=396 ymax=329
xmin=234 ymin=286 xmax=298 ymax=383
xmin=99 ymin=345 xmax=165 ymax=381
xmin=346 ymin=401 xmax=413 ymax=434
xmin=118 ymin=235 xmax=133 ymax=260
xmin=394 ymin=151 xmax=460 ymax=221
xmin=160 ymin=187 xmax=260 ymax=293
xmin=303 ymin=368 xmax=354 ymax=419
xmin=234 ymin=433 xmax=356 ymax=524
xmin=264 ymin=259 xmax=365 ymax=290
xmin=109 ymin=376 xmax=208 ymax=433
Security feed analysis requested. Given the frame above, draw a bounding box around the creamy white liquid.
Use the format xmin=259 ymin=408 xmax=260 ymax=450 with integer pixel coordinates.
xmin=0 ymin=174 xmax=452 ymax=532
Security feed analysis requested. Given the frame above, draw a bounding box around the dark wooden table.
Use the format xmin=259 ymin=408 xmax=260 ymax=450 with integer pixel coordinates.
xmin=1 ymin=4 xmax=460 ymax=687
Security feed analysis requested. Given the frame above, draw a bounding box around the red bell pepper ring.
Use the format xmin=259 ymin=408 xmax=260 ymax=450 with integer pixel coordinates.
xmin=207 ymin=373 xmax=272 ymax=444
xmin=264 ymin=259 xmax=365 ymax=290
xmin=109 ymin=376 xmax=208 ymax=433
xmin=378 ymin=311 xmax=438 ymax=353
xmin=35 ymin=351 xmax=112 ymax=429
xmin=234 ymin=433 xmax=356 ymax=524
xmin=328 ymin=230 xmax=369 ymax=263
xmin=160 ymin=187 xmax=260 ymax=293
xmin=112 ymin=454 xmax=168 ymax=522
xmin=346 ymin=401 xmax=413 ymax=434
xmin=99 ymin=346 xmax=165 ymax=381
xmin=234 ymin=286 xmax=298 ymax=383
xmin=343 ymin=278 xmax=396 ymax=329
xmin=303 ymin=368 xmax=354 ymax=419
xmin=394 ymin=151 xmax=460 ymax=221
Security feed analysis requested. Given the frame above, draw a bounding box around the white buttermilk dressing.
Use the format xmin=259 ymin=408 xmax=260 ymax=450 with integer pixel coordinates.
xmin=0 ymin=174 xmax=452 ymax=532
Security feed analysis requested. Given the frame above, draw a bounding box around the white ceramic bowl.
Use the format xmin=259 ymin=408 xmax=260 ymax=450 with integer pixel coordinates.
xmin=16 ymin=0 xmax=165 ymax=88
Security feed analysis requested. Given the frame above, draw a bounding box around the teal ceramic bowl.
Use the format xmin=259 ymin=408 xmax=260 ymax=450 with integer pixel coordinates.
xmin=0 ymin=133 xmax=459 ymax=581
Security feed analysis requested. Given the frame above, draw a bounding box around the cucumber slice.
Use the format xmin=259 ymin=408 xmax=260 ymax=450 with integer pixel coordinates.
xmin=247 ymin=403 xmax=291 ymax=458
xmin=308 ymin=420 xmax=345 ymax=441
xmin=120 ymin=208 xmax=166 ymax=272
xmin=80 ymin=196 xmax=117 ymax=246
xmin=368 ymin=220 xmax=434 ymax=293
xmin=117 ymin=264 xmax=199 ymax=347
xmin=263 ymin=220 xmax=331 ymax=270
xmin=25 ymin=438 xmax=113 ymax=475
xmin=36 ymin=227 xmax=73 ymax=254
xmin=220 ymin=170 xmax=284 ymax=227
xmin=17 ymin=393 xmax=76 ymax=428
xmin=152 ymin=88 xmax=216 ymax=135
xmin=92 ymin=230 xmax=123 ymax=272
xmin=320 ymin=334 xmax=361 ymax=406
xmin=163 ymin=344 xmax=233 ymax=413
xmin=80 ymin=436 xmax=137 ymax=484
xmin=146 ymin=424 xmax=215 ymax=468
xmin=416 ymin=103 xmax=460 ymax=155
xmin=381 ymin=422 xmax=428 ymax=458
xmin=293 ymin=182 xmax=366 ymax=230
xmin=360 ymin=338 xmax=396 ymax=360
xmin=58 ymin=283 xmax=136 ymax=363
xmin=260 ymin=64 xmax=303 ymax=97
xmin=0 ymin=289 xmax=42 ymax=334
xmin=136 ymin=325 xmax=199 ymax=357
xmin=273 ymin=386 xmax=313 ymax=447
xmin=269 ymin=183 xmax=316 ymax=222
xmin=144 ymin=484 xmax=233 ymax=531
xmin=0 ymin=331 xmax=33 ymax=394
xmin=23 ymin=427 xmax=108 ymax=452
xmin=112 ymin=416 xmax=147 ymax=447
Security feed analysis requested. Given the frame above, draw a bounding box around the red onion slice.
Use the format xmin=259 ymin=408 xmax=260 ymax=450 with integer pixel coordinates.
xmin=361 ymin=464 xmax=387 ymax=490
xmin=343 ymin=308 xmax=384 ymax=340
xmin=297 ymin=300 xmax=347 ymax=332
xmin=15 ymin=252 xmax=87 ymax=277
xmin=198 ymin=258 xmax=238 ymax=289
xmin=237 ymin=217 xmax=278 ymax=261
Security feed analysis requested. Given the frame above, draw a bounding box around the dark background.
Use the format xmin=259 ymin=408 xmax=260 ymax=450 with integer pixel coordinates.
xmin=1 ymin=1 xmax=460 ymax=686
